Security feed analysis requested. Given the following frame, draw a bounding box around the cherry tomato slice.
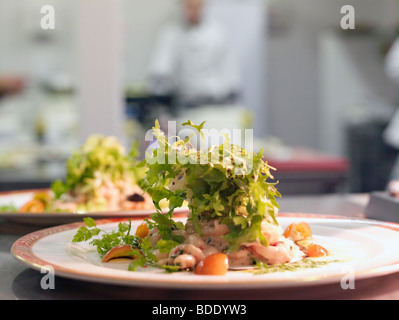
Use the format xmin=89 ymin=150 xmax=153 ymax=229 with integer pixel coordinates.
xmin=19 ymin=199 xmax=45 ymax=213
xmin=135 ymin=223 xmax=149 ymax=238
xmin=283 ymin=221 xmax=313 ymax=241
xmin=194 ymin=253 xmax=229 ymax=275
xmin=306 ymin=244 xmax=328 ymax=258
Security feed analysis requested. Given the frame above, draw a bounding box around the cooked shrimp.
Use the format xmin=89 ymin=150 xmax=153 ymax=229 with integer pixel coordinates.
xmin=167 ymin=244 xmax=205 ymax=269
xmin=186 ymin=234 xmax=220 ymax=257
xmin=52 ymin=200 xmax=78 ymax=212
xmin=243 ymin=240 xmax=302 ymax=265
xmin=186 ymin=234 xmax=207 ymax=249
xmin=201 ymin=219 xmax=229 ymax=237
xmin=153 ymin=249 xmax=170 ymax=262
xmin=179 ymin=244 xmax=205 ymax=262
xmin=227 ymin=248 xmax=254 ymax=266
xmin=99 ymin=183 xmax=121 ymax=210
xmin=148 ymin=227 xmax=162 ymax=246
xmin=174 ymin=254 xmax=197 ymax=269
xmin=261 ymin=220 xmax=283 ymax=245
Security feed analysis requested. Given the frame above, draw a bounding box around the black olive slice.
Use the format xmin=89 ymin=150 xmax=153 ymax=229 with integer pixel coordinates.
xmin=127 ymin=193 xmax=145 ymax=202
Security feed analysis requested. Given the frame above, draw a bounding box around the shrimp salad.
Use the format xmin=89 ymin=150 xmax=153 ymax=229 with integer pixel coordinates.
xmin=72 ymin=120 xmax=329 ymax=275
xmin=17 ymin=135 xmax=153 ymax=213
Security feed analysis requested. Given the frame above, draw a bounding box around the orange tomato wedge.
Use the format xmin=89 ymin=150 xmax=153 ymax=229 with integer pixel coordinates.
xmin=135 ymin=223 xmax=149 ymax=238
xmin=283 ymin=221 xmax=313 ymax=241
xmin=19 ymin=199 xmax=45 ymax=213
xmin=194 ymin=253 xmax=229 ymax=276
xmin=102 ymin=245 xmax=137 ymax=262
xmin=306 ymin=244 xmax=328 ymax=258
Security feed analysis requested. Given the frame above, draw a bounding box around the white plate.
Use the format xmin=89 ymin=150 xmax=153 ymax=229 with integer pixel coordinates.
xmin=0 ymin=189 xmax=188 ymax=225
xmin=11 ymin=213 xmax=399 ymax=289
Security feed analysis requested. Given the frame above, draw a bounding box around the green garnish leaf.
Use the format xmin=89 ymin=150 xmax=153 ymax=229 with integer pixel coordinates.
xmin=127 ymin=249 xmax=147 ymax=271
xmin=182 ymin=119 xmax=206 ymax=140
xmin=0 ymin=204 xmax=18 ymax=212
xmin=72 ymin=218 xmax=141 ymax=258
xmin=50 ymin=179 xmax=68 ymax=200
xmin=156 ymin=239 xmax=181 ymax=253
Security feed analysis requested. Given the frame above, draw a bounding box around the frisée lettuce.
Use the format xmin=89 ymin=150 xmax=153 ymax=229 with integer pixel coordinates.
xmin=52 ymin=135 xmax=141 ymax=198
xmin=139 ymin=120 xmax=281 ymax=253
xmin=48 ymin=135 xmax=151 ymax=212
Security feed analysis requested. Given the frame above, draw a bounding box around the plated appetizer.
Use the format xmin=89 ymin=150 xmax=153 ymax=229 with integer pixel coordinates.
xmin=72 ymin=120 xmax=329 ymax=275
xmin=12 ymin=135 xmax=154 ymax=213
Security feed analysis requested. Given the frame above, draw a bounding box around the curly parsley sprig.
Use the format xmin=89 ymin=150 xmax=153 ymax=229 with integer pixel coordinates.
xmin=72 ymin=217 xmax=140 ymax=258
xmin=72 ymin=217 xmax=180 ymax=272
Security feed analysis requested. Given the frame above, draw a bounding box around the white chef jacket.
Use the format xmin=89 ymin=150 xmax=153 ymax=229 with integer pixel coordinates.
xmin=148 ymin=19 xmax=240 ymax=105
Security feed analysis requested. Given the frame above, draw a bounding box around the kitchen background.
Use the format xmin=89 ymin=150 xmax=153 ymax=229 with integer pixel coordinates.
xmin=0 ymin=0 xmax=398 ymax=195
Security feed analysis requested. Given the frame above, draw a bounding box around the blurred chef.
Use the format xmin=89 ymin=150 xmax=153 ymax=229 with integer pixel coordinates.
xmin=147 ymin=0 xmax=240 ymax=109
xmin=384 ymin=37 xmax=399 ymax=180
